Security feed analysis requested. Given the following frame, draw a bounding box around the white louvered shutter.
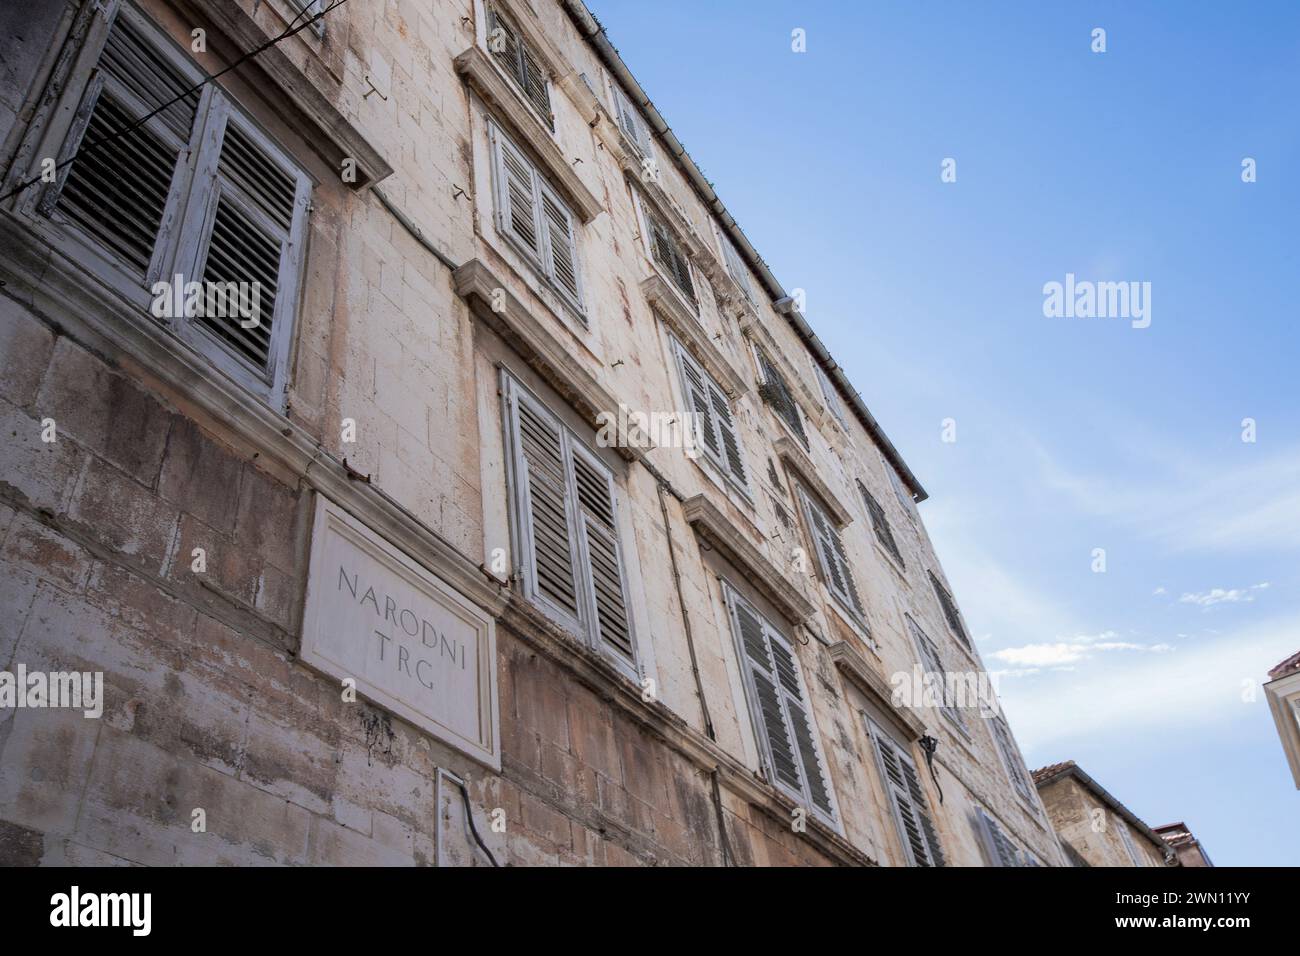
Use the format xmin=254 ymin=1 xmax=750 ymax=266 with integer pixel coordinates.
xmin=612 ymin=84 xmax=652 ymax=155
xmin=887 ymin=462 xmax=919 ymax=525
xmin=187 ymin=110 xmax=310 ymax=381
xmin=717 ymin=227 xmax=755 ymax=304
xmin=798 ymin=487 xmax=865 ymax=621
xmin=768 ymin=632 xmax=834 ymax=819
xmin=869 ymin=723 xmax=945 ymax=866
xmin=907 ymin=616 xmax=966 ymax=732
xmin=491 ymin=124 xmax=542 ymax=262
xmin=487 ymin=6 xmax=552 ymax=128
xmin=1116 ymin=815 xmax=1144 ymax=866
xmin=570 ymin=442 xmax=635 ymax=665
xmin=538 ymin=182 xmax=581 ymax=309
xmin=50 ymin=12 xmax=199 ymax=275
xmin=708 ymin=382 xmax=747 ymax=487
xmin=509 ymin=384 xmax=583 ymax=627
xmin=975 ymin=808 xmax=1022 ymax=867
xmin=645 ymin=208 xmax=696 ymax=305
xmin=756 ymin=350 xmax=808 ymax=448
xmin=672 ymin=340 xmax=748 ymax=489
xmin=814 ymin=363 xmax=848 ymax=427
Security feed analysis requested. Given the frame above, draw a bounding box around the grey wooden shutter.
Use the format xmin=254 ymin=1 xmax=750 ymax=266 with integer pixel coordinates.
xmin=768 ymin=633 xmax=834 ymax=818
xmin=907 ymin=616 xmax=966 ymax=732
xmin=646 ymin=209 xmax=696 ymax=305
xmin=992 ymin=716 xmax=1035 ymax=804
xmin=612 ymin=84 xmax=651 ymax=155
xmin=538 ymin=182 xmax=581 ymax=309
xmin=491 ymin=124 xmax=542 ymax=261
xmin=798 ymin=487 xmax=865 ymax=621
xmin=487 ymin=6 xmax=552 ymax=129
xmin=717 ymin=228 xmax=755 ymax=304
xmin=730 ymin=594 xmax=802 ymax=794
xmin=869 ymin=722 xmax=945 ymax=866
xmin=191 ymin=112 xmax=309 ymax=378
xmin=508 ymin=384 xmax=582 ymax=625
xmin=570 ymin=442 xmax=635 ymax=664
xmin=672 ymin=339 xmax=748 ymax=488
xmin=928 ymin=570 xmax=970 ymax=648
xmin=756 ymin=350 xmax=808 ymax=448
xmin=708 ymin=383 xmax=747 ymax=486
xmin=887 ymin=463 xmax=918 ymax=525
xmin=974 ymin=808 xmax=1022 ymax=867
xmin=52 ymin=12 xmax=198 ymax=274
xmin=860 ymin=482 xmax=904 ymax=567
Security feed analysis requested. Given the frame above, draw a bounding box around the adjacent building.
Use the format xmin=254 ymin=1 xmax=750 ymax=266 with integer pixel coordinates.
xmin=1033 ymin=761 xmax=1181 ymax=867
xmin=1152 ymin=822 xmax=1213 ymax=868
xmin=1264 ymin=650 xmax=1300 ymax=790
xmin=0 ymin=0 xmax=1065 ymax=866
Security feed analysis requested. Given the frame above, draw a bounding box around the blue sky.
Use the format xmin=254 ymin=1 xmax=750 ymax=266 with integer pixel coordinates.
xmin=587 ymin=0 xmax=1300 ymax=865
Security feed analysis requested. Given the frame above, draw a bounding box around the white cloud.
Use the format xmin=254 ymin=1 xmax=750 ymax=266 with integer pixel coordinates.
xmin=990 ymin=632 xmax=1172 ymax=669
xmin=1178 ymin=582 xmax=1271 ymax=607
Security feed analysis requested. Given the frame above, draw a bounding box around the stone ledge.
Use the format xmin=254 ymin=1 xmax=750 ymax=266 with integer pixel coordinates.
xmin=827 ymin=639 xmax=926 ymax=742
xmin=774 ymin=435 xmax=853 ymax=528
xmin=641 ymin=274 xmax=747 ymax=399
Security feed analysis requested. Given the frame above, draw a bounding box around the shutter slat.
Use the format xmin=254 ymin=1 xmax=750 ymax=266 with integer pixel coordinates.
xmin=517 ymin=398 xmax=581 ymax=618
xmin=540 ymin=188 xmax=580 ymax=304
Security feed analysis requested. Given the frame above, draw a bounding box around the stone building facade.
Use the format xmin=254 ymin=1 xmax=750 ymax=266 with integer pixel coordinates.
xmin=1264 ymin=649 xmax=1300 ymax=790
xmin=0 ymin=0 xmax=1064 ymax=866
xmin=1033 ymin=761 xmax=1177 ymax=867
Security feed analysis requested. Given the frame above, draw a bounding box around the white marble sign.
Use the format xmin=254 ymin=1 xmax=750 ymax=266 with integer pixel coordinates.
xmin=301 ymin=495 xmax=499 ymax=769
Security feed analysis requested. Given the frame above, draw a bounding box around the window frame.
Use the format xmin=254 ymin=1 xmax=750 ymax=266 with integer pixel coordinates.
xmin=795 ymin=483 xmax=868 ymax=630
xmin=813 ymin=363 xmax=848 ymax=428
xmin=753 ymin=344 xmax=810 ymax=450
xmin=927 ymin=569 xmax=972 ymax=649
xmin=10 ymin=1 xmax=313 ymax=409
xmin=859 ymin=480 xmax=905 ymax=571
xmin=865 ymin=717 xmax=945 ymax=867
xmin=633 ymin=189 xmax=697 ymax=311
xmin=668 ymin=335 xmax=751 ymax=498
xmin=483 ymin=2 xmax=554 ymax=132
xmin=610 ymin=81 xmax=653 ymax=157
xmin=906 ymin=614 xmax=968 ymax=735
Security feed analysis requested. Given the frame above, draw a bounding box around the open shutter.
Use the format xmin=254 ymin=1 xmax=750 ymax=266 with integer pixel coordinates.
xmin=52 ymin=12 xmax=198 ymax=274
xmin=487 ymin=6 xmax=552 ymax=129
xmin=769 ymin=635 xmax=834 ymax=818
xmin=509 ymin=386 xmax=582 ymax=624
xmin=539 ymin=182 xmax=581 ymax=308
xmin=190 ymin=112 xmax=308 ymax=379
xmin=570 ymin=444 xmax=634 ymax=665
xmin=870 ymin=723 xmax=945 ymax=866
xmin=675 ymin=344 xmax=721 ymax=460
xmin=646 ymin=209 xmax=696 ymax=305
xmin=861 ymin=483 xmax=904 ymax=567
xmin=491 ymin=124 xmax=542 ymax=260
xmin=756 ymin=351 xmax=808 ymax=448
xmin=731 ymin=596 xmax=802 ymax=794
xmin=519 ymin=45 xmax=552 ymax=124
xmin=708 ymin=382 xmax=747 ymax=487
xmin=799 ymin=487 xmax=865 ymax=620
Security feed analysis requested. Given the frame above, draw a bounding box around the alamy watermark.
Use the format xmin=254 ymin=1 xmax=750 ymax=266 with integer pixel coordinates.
xmin=1042 ymin=273 xmax=1151 ymax=329
xmin=596 ymin=403 xmax=702 ymax=458
xmin=150 ymin=274 xmax=262 ymax=327
xmin=890 ymin=664 xmax=1002 ymax=719
xmin=0 ymin=665 xmax=103 ymax=718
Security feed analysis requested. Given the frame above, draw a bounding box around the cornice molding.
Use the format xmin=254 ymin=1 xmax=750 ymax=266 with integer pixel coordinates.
xmin=640 ymin=274 xmax=747 ymax=399
xmin=774 ymin=436 xmax=853 ymax=528
xmin=827 ymin=640 xmax=926 ymax=741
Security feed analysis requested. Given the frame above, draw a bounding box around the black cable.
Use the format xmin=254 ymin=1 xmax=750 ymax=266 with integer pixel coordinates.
xmin=0 ymin=0 xmax=349 ymax=204
xmin=455 ymin=779 xmax=502 ymax=867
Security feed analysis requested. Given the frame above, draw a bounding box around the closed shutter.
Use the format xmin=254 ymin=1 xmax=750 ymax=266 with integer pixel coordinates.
xmin=869 ymin=722 xmax=945 ymax=866
xmin=798 ymin=486 xmax=865 ymax=622
xmin=646 ymin=208 xmax=696 ymax=305
xmin=491 ymin=124 xmax=542 ymax=260
xmin=717 ymin=227 xmax=755 ymax=304
xmin=671 ymin=338 xmax=747 ymax=489
xmin=52 ymin=13 xmax=198 ymax=274
xmin=612 ymin=84 xmax=652 ymax=155
xmin=928 ymin=570 xmax=971 ymax=648
xmin=539 ymin=183 xmax=581 ymax=308
xmin=974 ymin=807 xmax=1023 ymax=867
xmin=726 ymin=585 xmax=836 ymax=821
xmin=487 ymin=6 xmax=552 ymax=128
xmin=814 ymin=364 xmax=848 ymax=427
xmin=887 ymin=462 xmax=919 ymax=525
xmin=570 ymin=442 xmax=634 ymax=664
xmin=860 ymin=482 xmax=904 ymax=567
xmin=192 ymin=114 xmax=308 ymax=376
xmin=991 ymin=716 xmax=1035 ymax=804
xmin=504 ymin=375 xmax=636 ymax=669
xmin=510 ymin=386 xmax=582 ymax=624
xmin=756 ymin=350 xmax=808 ymax=448
xmin=907 ymin=616 xmax=966 ymax=732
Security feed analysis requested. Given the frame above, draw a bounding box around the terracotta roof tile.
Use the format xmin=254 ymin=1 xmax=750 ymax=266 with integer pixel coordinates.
xmin=1268 ymin=649 xmax=1300 ymax=680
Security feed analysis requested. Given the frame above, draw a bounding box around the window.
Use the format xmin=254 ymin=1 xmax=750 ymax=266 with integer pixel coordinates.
xmin=797 ymin=485 xmax=867 ymax=628
xmin=973 ymin=807 xmax=1035 ymax=867
xmin=33 ymin=6 xmax=311 ymax=405
xmin=860 ymin=481 xmax=904 ymax=568
xmin=716 ymin=224 xmax=755 ymax=305
xmin=928 ymin=570 xmax=971 ymax=649
xmin=906 ymin=615 xmax=965 ymax=733
xmin=814 ymin=363 xmax=848 ymax=428
xmin=489 ymin=122 xmax=583 ymax=315
xmin=866 ymin=719 xmax=945 ymax=866
xmin=991 ymin=715 xmax=1036 ymax=806
xmin=887 ymin=461 xmax=919 ymax=526
xmin=755 ymin=348 xmax=808 ymax=449
xmin=639 ymin=198 xmax=696 ymax=307
xmin=486 ymin=4 xmax=552 ymax=129
xmin=611 ymin=83 xmax=653 ymax=156
xmin=502 ymin=373 xmax=636 ymax=671
xmin=724 ymin=582 xmax=836 ymax=823
xmin=670 ymin=337 xmax=748 ymax=493
xmin=1116 ymin=815 xmax=1145 ymax=866
xmin=285 ymin=0 xmax=326 ymax=37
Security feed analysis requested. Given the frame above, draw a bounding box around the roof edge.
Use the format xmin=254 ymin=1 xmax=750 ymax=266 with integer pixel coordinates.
xmin=1034 ymin=761 xmax=1173 ymax=859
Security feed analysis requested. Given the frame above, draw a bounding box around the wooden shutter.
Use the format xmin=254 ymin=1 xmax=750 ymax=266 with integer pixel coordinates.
xmin=509 ymin=384 xmax=582 ymax=624
xmin=487 ymin=6 xmax=552 ymax=129
xmin=191 ymin=113 xmax=309 ymax=377
xmin=974 ymin=808 xmax=1022 ymax=867
xmin=991 ymin=717 xmax=1035 ymax=804
xmin=717 ymin=227 xmax=755 ymax=304
xmin=570 ymin=442 xmax=634 ymax=664
xmin=928 ymin=570 xmax=970 ymax=648
xmin=769 ymin=634 xmax=834 ymax=818
xmin=907 ymin=616 xmax=966 ymax=731
xmin=612 ymin=84 xmax=652 ymax=155
xmin=887 ymin=462 xmax=918 ymax=525
xmin=491 ymin=124 xmax=542 ymax=260
xmin=798 ymin=487 xmax=865 ymax=621
xmin=814 ymin=363 xmax=847 ymax=426
xmin=538 ymin=182 xmax=581 ymax=308
xmin=869 ymin=722 xmax=945 ymax=866
xmin=756 ymin=350 xmax=808 ymax=448
xmin=646 ymin=208 xmax=696 ymax=305
xmin=53 ymin=12 xmax=198 ymax=274
xmin=672 ymin=339 xmax=747 ymax=488
xmin=860 ymin=482 xmax=904 ymax=567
